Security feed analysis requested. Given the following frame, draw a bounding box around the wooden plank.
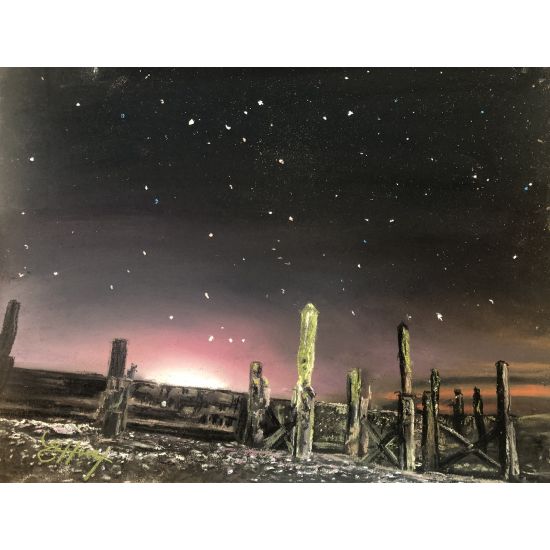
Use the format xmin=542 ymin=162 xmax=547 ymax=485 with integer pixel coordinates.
xmin=496 ymin=360 xmax=520 ymax=481
xmin=290 ymin=303 xmax=319 ymax=460
xmin=362 ymin=433 xmax=400 ymax=466
xmin=364 ymin=424 xmax=400 ymax=467
xmin=263 ymin=426 xmax=286 ymax=449
xmin=438 ymin=424 xmax=500 ymax=469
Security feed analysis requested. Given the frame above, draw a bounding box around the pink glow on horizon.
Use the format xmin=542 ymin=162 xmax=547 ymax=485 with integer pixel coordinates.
xmin=11 ymin=312 xmax=301 ymax=394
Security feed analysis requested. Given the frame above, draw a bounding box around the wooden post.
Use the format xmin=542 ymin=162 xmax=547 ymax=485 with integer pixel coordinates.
xmin=452 ymin=388 xmax=465 ymax=435
xmin=398 ymin=322 xmax=412 ymax=395
xmin=430 ymin=368 xmax=440 ymax=466
xmin=358 ymin=384 xmax=371 ymax=458
xmin=421 ymin=390 xmax=437 ymax=471
xmin=473 ymin=386 xmax=486 ymax=453
xmin=108 ymin=338 xmax=127 ymax=377
xmin=291 ymin=303 xmax=319 ymax=459
xmin=397 ymin=322 xmax=415 ymax=470
xmin=345 ymin=368 xmax=370 ymax=457
xmin=243 ymin=361 xmax=270 ymax=447
xmin=0 ymin=300 xmax=20 ymax=394
xmin=97 ymin=338 xmax=132 ymax=437
xmin=496 ymin=360 xmax=520 ymax=481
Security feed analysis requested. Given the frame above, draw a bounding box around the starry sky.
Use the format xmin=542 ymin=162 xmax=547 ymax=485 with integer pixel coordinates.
xmin=1 ymin=67 xmax=550 ymax=414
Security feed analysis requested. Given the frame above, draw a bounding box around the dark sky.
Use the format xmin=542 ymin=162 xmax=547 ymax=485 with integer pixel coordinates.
xmin=1 ymin=67 xmax=550 ymax=414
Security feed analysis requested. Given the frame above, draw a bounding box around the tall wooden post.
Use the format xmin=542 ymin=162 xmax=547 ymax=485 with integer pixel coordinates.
xmin=430 ymin=368 xmax=440 ymax=466
xmin=473 ymin=386 xmax=486 ymax=452
xmin=345 ymin=368 xmax=370 ymax=457
xmin=359 ymin=383 xmax=371 ymax=458
xmin=0 ymin=300 xmax=20 ymax=394
xmin=421 ymin=390 xmax=437 ymax=471
xmin=97 ymin=339 xmax=132 ymax=437
xmin=398 ymin=322 xmax=412 ymax=395
xmin=291 ymin=303 xmax=319 ymax=460
xmin=496 ymin=361 xmax=520 ymax=481
xmin=397 ymin=322 xmax=415 ymax=471
xmin=452 ymin=388 xmax=465 ymax=435
xmin=243 ymin=361 xmax=270 ymax=447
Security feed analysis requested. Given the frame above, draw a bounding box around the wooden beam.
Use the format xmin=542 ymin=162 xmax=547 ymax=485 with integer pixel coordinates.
xmin=438 ymin=424 xmax=500 ymax=469
xmin=496 ymin=360 xmax=520 ymax=481
xmin=363 ymin=424 xmax=400 ymax=467
xmin=263 ymin=426 xmax=286 ymax=449
xmin=291 ymin=303 xmax=319 ymax=460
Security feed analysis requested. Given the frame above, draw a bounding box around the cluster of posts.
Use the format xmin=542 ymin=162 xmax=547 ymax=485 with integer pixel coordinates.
xmin=0 ymin=298 xmax=522 ymax=480
xmin=244 ymin=305 xmax=521 ymax=481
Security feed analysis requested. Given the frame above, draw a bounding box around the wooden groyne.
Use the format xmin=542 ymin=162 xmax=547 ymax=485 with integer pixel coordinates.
xmin=0 ymin=299 xmax=524 ymax=480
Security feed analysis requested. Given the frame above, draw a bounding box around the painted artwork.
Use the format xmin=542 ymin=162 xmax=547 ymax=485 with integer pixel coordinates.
xmin=1 ymin=67 xmax=548 ymax=483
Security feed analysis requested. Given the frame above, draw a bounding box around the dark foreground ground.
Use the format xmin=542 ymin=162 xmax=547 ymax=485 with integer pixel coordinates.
xmin=0 ymin=416 xmax=497 ymax=483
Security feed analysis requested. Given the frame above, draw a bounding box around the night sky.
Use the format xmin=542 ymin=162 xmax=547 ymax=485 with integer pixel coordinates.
xmin=2 ymin=67 xmax=550 ymax=414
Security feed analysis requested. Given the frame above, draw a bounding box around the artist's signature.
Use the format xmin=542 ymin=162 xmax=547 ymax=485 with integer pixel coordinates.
xmin=37 ymin=432 xmax=112 ymax=481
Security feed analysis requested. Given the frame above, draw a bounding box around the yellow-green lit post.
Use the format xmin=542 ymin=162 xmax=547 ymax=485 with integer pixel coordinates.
xmin=397 ymin=322 xmax=415 ymax=471
xmin=291 ymin=303 xmax=319 ymax=459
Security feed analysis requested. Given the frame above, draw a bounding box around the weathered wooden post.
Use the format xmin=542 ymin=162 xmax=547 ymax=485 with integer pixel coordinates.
xmin=345 ymin=368 xmax=371 ymax=457
xmin=496 ymin=361 xmax=520 ymax=481
xmin=430 ymin=369 xmax=440 ymax=417
xmin=397 ymin=322 xmax=415 ymax=471
xmin=290 ymin=303 xmax=319 ymax=460
xmin=358 ymin=383 xmax=371 ymax=458
xmin=96 ymin=338 xmax=132 ymax=437
xmin=243 ymin=361 xmax=270 ymax=447
xmin=430 ymin=368 xmax=440 ymax=465
xmin=472 ymin=386 xmax=486 ymax=452
xmin=127 ymin=363 xmax=138 ymax=380
xmin=452 ymin=388 xmax=465 ymax=435
xmin=0 ymin=300 xmax=20 ymax=394
xmin=421 ymin=390 xmax=437 ymax=471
